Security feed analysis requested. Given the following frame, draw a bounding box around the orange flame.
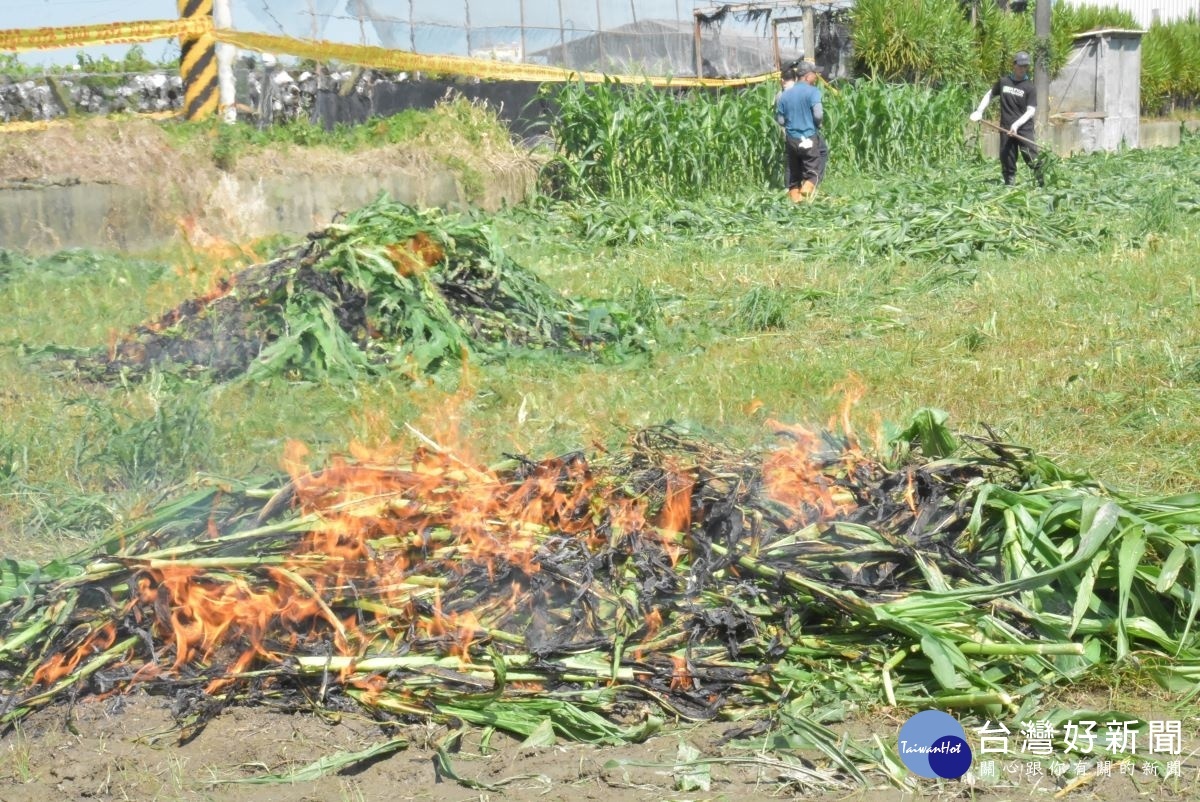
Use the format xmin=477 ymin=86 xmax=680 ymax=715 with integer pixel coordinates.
xmin=32 ymin=402 xmax=880 ymax=696
xmin=655 ymin=468 xmax=694 ymax=535
xmin=643 ymin=608 xmax=663 ymax=642
xmin=33 ymin=622 xmax=118 ymax=687
xmin=903 ymin=469 xmax=918 ymax=513
xmin=669 ymin=654 xmax=694 ymax=691
xmin=762 ymin=420 xmax=846 ymax=526
xmin=385 ymin=232 xmax=445 ymax=277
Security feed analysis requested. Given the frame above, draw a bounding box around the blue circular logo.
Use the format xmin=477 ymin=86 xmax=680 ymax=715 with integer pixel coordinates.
xmin=897 ymin=710 xmax=974 ymax=779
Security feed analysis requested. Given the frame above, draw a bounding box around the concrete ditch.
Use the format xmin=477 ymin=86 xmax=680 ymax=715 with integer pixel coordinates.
xmin=0 ymin=163 xmax=536 ymax=254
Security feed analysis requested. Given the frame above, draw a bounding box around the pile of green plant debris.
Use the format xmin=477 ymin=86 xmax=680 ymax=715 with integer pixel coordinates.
xmin=1 ymin=412 xmax=1197 ymax=787
xmin=66 ymin=197 xmax=646 ymax=382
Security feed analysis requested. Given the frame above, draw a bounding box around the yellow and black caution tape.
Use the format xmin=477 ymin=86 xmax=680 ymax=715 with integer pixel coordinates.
xmin=2 ymin=14 xmax=772 ymax=89
xmin=0 ymin=18 xmax=207 ymax=53
xmin=177 ymin=0 xmax=217 ymax=120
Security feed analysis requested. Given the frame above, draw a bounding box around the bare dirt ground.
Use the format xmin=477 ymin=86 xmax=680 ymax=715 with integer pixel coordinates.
xmin=2 ymin=692 xmax=1197 ymax=802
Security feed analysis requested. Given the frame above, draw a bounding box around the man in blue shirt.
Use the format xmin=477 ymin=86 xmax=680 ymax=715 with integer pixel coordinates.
xmin=775 ymin=60 xmax=827 ymax=202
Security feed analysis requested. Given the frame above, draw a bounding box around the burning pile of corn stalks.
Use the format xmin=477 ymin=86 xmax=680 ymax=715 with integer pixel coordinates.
xmin=2 ymin=413 xmax=1198 ymax=780
xmin=65 ymin=197 xmax=645 ymax=382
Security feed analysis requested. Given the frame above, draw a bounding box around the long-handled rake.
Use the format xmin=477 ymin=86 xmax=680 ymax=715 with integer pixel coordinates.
xmin=976 ymin=118 xmax=1058 ymax=185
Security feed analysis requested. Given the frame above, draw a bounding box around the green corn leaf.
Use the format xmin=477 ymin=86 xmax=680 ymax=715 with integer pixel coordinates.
xmin=1116 ymin=526 xmax=1148 ymax=660
xmin=1155 ymin=544 xmax=1188 ymax=593
xmin=210 ymin=737 xmax=409 ymax=785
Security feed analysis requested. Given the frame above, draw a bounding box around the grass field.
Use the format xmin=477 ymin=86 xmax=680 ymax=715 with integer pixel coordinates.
xmin=2 ymin=140 xmax=1198 ymax=560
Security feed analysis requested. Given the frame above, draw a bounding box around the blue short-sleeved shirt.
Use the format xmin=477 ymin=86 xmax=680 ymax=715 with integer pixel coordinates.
xmin=776 ymin=82 xmax=822 ymax=140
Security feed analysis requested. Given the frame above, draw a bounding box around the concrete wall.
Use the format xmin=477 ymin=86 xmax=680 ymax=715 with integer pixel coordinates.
xmin=975 ymin=118 xmax=1185 ymax=159
xmin=1104 ymin=34 xmax=1143 ymax=150
xmin=0 ymin=165 xmax=535 ymax=254
xmin=1140 ymin=119 xmax=1184 ymax=148
xmin=1053 ymin=38 xmax=1101 ymax=115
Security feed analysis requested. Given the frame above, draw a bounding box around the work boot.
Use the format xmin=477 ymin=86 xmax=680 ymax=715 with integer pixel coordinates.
xmin=799 ymin=180 xmax=816 ymax=198
xmin=788 ymin=187 xmax=803 ymax=203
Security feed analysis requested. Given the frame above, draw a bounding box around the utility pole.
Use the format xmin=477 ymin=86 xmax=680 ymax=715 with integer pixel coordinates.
xmin=595 ymin=0 xmax=604 ymax=70
xmin=177 ymin=0 xmax=218 ymax=121
xmin=519 ymin=0 xmax=527 ymax=62
xmin=557 ymin=0 xmax=567 ymax=66
xmin=1035 ymin=0 xmax=1050 ymax=130
xmin=802 ymin=4 xmax=815 ymax=60
xmin=464 ymin=1 xmax=472 ymax=57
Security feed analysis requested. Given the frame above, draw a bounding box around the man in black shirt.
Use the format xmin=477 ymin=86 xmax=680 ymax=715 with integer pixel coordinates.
xmin=970 ymin=51 xmax=1043 ymax=186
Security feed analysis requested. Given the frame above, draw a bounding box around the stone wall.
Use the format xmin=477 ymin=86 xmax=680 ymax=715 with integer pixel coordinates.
xmin=0 ymin=73 xmax=184 ymax=121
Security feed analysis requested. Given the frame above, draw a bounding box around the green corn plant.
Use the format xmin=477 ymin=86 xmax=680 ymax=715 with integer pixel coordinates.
xmin=540 ymin=79 xmax=781 ymax=200
xmin=825 ymin=79 xmax=974 ymax=174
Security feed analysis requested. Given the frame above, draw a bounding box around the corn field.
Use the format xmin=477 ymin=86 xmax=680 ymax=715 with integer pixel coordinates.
xmin=851 ymin=0 xmax=1146 ymax=96
xmin=824 ymin=79 xmax=973 ymax=174
xmin=542 ymin=79 xmax=781 ymax=200
xmin=543 ymin=79 xmax=977 ymax=199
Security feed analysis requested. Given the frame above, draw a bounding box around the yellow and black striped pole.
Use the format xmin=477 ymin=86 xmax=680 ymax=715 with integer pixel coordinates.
xmin=177 ymin=0 xmax=217 ymax=120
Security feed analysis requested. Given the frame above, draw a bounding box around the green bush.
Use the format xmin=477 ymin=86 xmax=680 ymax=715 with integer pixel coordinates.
xmin=851 ymin=0 xmax=979 ymax=85
xmin=1142 ymin=16 xmax=1200 ymax=114
xmin=852 ymin=0 xmax=1141 ymax=92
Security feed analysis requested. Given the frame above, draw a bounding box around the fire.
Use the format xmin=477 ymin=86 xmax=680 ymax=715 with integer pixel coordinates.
xmin=903 ymin=469 xmax=918 ymax=513
xmin=762 ymin=419 xmax=855 ymax=526
xmin=32 ymin=622 xmax=117 ymax=687
xmin=386 ymin=232 xmax=445 ymax=277
xmin=176 ymin=214 xmax=246 ymax=262
xmin=669 ymin=654 xmax=694 ymax=691
xmin=121 ymin=560 xmax=351 ymax=695
xmin=25 ymin=407 xmax=878 ymax=704
xmin=447 ymin=610 xmax=482 ymax=662
xmin=655 ymin=467 xmax=694 ymax=536
xmin=349 ymin=673 xmax=388 ymax=695
xmin=831 ymin=375 xmax=866 ymax=440
xmin=643 ymin=608 xmax=664 ymax=641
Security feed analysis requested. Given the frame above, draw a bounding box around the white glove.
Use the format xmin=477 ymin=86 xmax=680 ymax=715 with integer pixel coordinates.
xmin=969 ymin=111 xmax=982 ymax=122
xmin=1008 ymin=125 xmax=1019 ymax=136
xmin=798 ymin=137 xmax=813 ymax=149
